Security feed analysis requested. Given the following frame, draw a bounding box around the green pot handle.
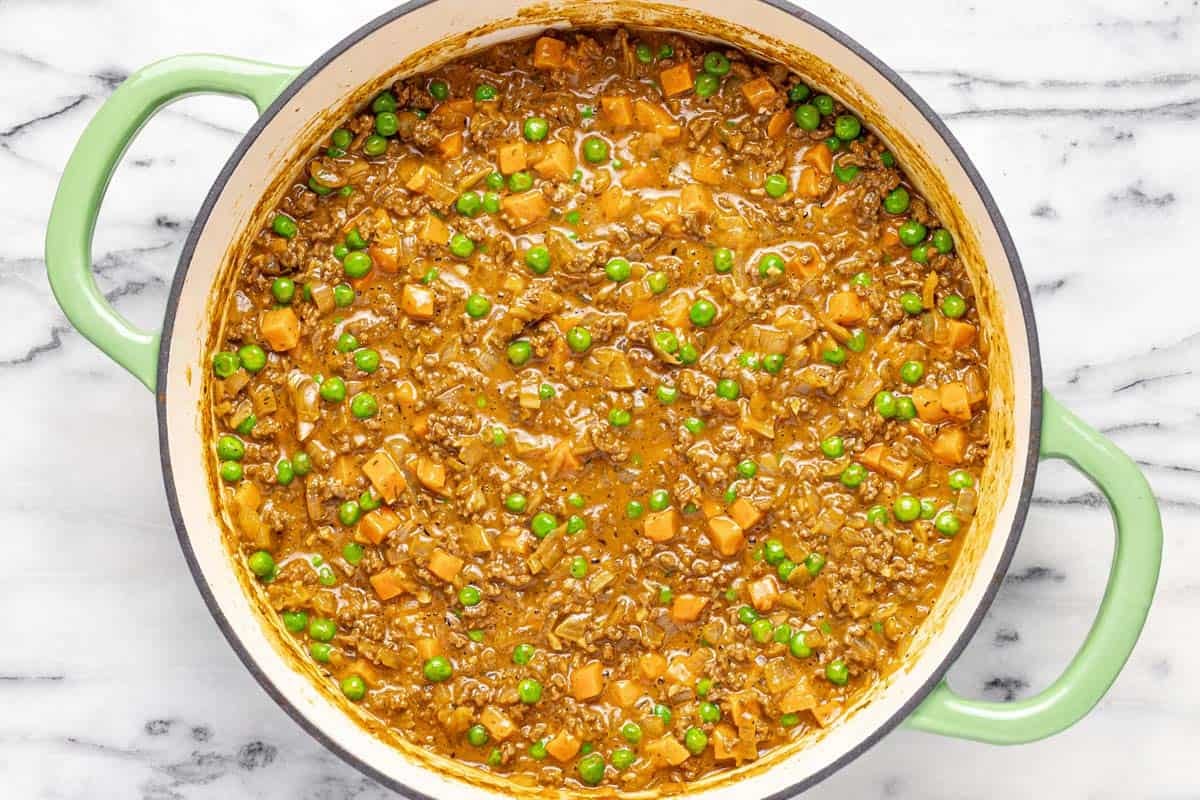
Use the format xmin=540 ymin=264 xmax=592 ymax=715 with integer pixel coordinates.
xmin=908 ymin=390 xmax=1162 ymax=743
xmin=44 ymin=55 xmax=301 ymax=392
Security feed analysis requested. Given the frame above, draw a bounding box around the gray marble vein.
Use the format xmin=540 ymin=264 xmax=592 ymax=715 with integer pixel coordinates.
xmin=2 ymin=0 xmax=1196 ymax=798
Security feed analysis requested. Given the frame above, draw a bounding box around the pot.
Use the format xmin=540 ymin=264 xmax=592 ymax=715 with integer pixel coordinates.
xmin=44 ymin=1 xmax=1163 ymax=797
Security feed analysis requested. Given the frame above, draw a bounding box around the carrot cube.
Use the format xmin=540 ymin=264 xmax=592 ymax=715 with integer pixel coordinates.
xmin=659 ymin=62 xmax=695 ymax=97
xmin=728 ymin=497 xmax=762 ymax=530
xmin=679 ymin=183 xmax=714 ymax=219
xmin=532 ymin=37 xmax=567 ymax=70
xmin=437 ymin=131 xmax=463 ymax=158
xmin=645 ymin=735 xmax=690 ymax=766
xmin=670 ymin=593 xmax=708 ymax=623
xmin=741 ymin=76 xmax=778 ymax=110
xmin=260 ymin=307 xmax=300 ymax=352
xmin=532 ymin=140 xmax=575 ymax=181
xmin=913 ymin=386 xmax=947 ymax=422
xmin=748 ymin=575 xmax=780 ymax=612
xmin=480 ymin=706 xmax=516 ymax=740
xmin=357 ymin=508 xmax=401 ymax=546
xmin=498 ymin=141 xmax=527 ymax=174
xmin=798 ymin=167 xmax=824 ymax=198
xmin=946 ymin=320 xmax=977 ymax=349
xmin=571 ymin=660 xmax=605 ymax=700
xmin=642 ymin=508 xmax=680 ymax=542
xmin=369 ymin=567 xmax=407 ymax=601
xmin=939 ymin=381 xmax=972 ymax=421
xmin=828 ymin=291 xmax=866 ymax=324
xmin=415 ymin=456 xmax=447 ymax=493
xmin=546 ymin=731 xmax=580 ymax=762
xmin=415 ymin=637 xmax=442 ymax=660
xmin=639 ymin=653 xmax=668 ymax=680
xmin=501 ymin=192 xmax=549 ymax=228
xmin=599 ymin=186 xmax=634 ymax=221
xmin=600 ymin=95 xmax=635 ymax=128
xmin=767 ymin=109 xmax=791 ymax=138
xmin=621 ymin=163 xmax=660 ymax=189
xmin=362 ymin=450 xmax=407 ymax=503
xmin=427 ymin=548 xmax=463 ymax=582
xmin=802 ymin=143 xmax=833 ymax=174
xmin=401 ymin=284 xmax=436 ymax=319
xmin=691 ymin=151 xmax=725 ymax=184
xmin=417 ymin=214 xmax=448 ymax=245
xmin=607 ymin=680 xmax=643 ymax=707
xmin=932 ymin=426 xmax=968 ymax=463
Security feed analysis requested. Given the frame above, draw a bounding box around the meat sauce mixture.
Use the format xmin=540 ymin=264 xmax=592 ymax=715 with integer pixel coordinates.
xmin=209 ymin=28 xmax=989 ymax=793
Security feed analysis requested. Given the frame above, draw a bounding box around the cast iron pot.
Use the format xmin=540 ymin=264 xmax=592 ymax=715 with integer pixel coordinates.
xmin=44 ymin=1 xmax=1163 ymax=797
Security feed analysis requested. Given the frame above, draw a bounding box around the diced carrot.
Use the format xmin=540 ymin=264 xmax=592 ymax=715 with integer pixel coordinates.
xmin=234 ymin=481 xmax=262 ymax=511
xmin=480 ymin=706 xmax=516 ymax=740
xmin=532 ymin=140 xmax=575 ymax=181
xmin=415 ymin=456 xmax=447 ymax=493
xmin=600 ymin=94 xmax=635 ymax=128
xmin=571 ymin=661 xmax=605 ymax=700
xmin=405 ymin=163 xmax=440 ymax=193
xmin=498 ymin=140 xmax=527 ymax=174
xmin=767 ymin=109 xmax=791 ymax=139
xmin=532 ymin=36 xmax=566 ymax=70
xmin=659 ymin=62 xmax=695 ymax=97
xmin=599 ymin=186 xmax=635 ymax=220
xmin=633 ymin=99 xmax=681 ymax=140
xmin=661 ymin=292 xmax=691 ymax=328
xmin=728 ymin=497 xmax=763 ymax=530
xmin=939 ymin=381 xmax=972 ymax=421
xmin=401 ymin=284 xmax=436 ymax=319
xmin=621 ymin=163 xmax=660 ymax=189
xmin=357 ymin=508 xmax=402 ymax=546
xmin=913 ymin=386 xmax=947 ymax=422
xmin=700 ymin=497 xmax=724 ymax=519
xmin=415 ymin=636 xmax=442 ymax=660
xmin=708 ymin=515 xmax=745 ymax=557
xmin=545 ymin=731 xmax=580 ymax=762
xmin=779 ymin=681 xmax=818 ymax=713
xmin=645 ymin=735 xmax=690 ymax=767
xmin=608 ymin=680 xmax=643 ymax=707
xmin=711 ymin=723 xmax=740 ymax=761
xmin=691 ymin=151 xmax=725 ymax=184
xmin=547 ymin=438 xmax=580 ymax=477
xmin=369 ymin=241 xmax=400 ymax=273
xmin=679 ymin=183 xmax=714 ymax=219
xmin=670 ymin=593 xmax=709 ymax=623
xmin=642 ymin=508 xmax=680 ymax=542
xmin=741 ymin=76 xmax=778 ymax=110
xmin=410 ymin=413 xmax=429 ymax=437
xmin=427 ymin=548 xmax=463 ymax=583
xmin=431 ymin=98 xmax=473 ymax=130
xmin=362 ymin=450 xmax=407 ymax=503
xmin=946 ymin=319 xmax=977 ymax=349
xmin=260 ymin=307 xmax=300 ymax=352
xmin=369 ymin=567 xmax=407 ymax=601
xmin=860 ymin=443 xmax=885 ymax=472
xmin=437 ymin=131 xmax=463 ymax=158
xmin=788 ymin=249 xmax=824 ymax=280
xmin=932 ymin=426 xmax=968 ymax=463
xmin=644 ymin=197 xmax=681 ymax=233
xmin=922 ymin=271 xmax=939 ymax=310
xmin=497 ymin=528 xmax=530 ymax=555
xmin=802 ymin=143 xmax=833 ymax=174
xmin=417 ymin=214 xmax=449 ymax=245
xmin=639 ymin=653 xmax=668 ymax=680
xmin=501 ymin=192 xmax=550 ymax=228
xmin=798 ymin=167 xmax=824 ymax=198
xmin=828 ymin=291 xmax=866 ymax=324
xmin=748 ymin=575 xmax=781 ymax=612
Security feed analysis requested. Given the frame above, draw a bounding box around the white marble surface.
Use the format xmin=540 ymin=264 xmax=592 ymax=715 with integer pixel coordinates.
xmin=2 ymin=0 xmax=1196 ymax=797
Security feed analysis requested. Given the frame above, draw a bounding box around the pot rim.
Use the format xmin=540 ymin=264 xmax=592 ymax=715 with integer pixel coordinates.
xmin=156 ymin=1 xmax=1043 ymax=796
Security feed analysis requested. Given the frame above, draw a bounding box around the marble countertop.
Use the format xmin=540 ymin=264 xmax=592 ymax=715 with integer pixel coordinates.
xmin=3 ymin=0 xmax=1195 ymax=797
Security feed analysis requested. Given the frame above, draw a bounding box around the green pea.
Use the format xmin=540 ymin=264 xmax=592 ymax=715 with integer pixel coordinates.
xmin=339 ymin=541 xmax=364 ymax=566
xmin=529 ymin=739 xmax=549 ymax=760
xmin=689 ymin=299 xmax=717 ymax=327
xmin=703 ymin=51 xmax=731 ymax=76
xmin=350 ymin=349 xmax=380 ymax=376
xmin=678 ymin=342 xmax=699 ymax=365
xmin=893 ymin=495 xmax=921 ymax=522
xmin=485 ymin=171 xmax=504 ymax=190
xmin=763 ymin=173 xmax=788 ymax=198
xmin=564 ymin=209 xmax=581 ymax=225
xmin=212 ymin=351 xmax=240 ymax=378
xmin=309 ymin=642 xmax=332 ymax=662
xmin=336 ymin=332 xmax=360 ymax=353
xmin=358 ymin=489 xmax=382 ymax=512
xmin=238 ymin=344 xmax=267 ymax=373
xmin=834 ymin=114 xmax=862 ymax=140
xmin=895 ymin=396 xmax=917 ymax=420
xmin=370 ymin=91 xmax=397 ymax=113
xmin=320 ymin=376 xmax=346 ymax=403
xmin=684 ymin=727 xmax=708 ymax=756
xmin=566 ymin=326 xmax=592 ymax=353
xmin=778 ymin=559 xmax=797 ymax=581
xmin=695 ymin=677 xmax=713 ymax=698
xmin=789 ymin=630 xmax=812 ymax=658
xmin=900 ymin=361 xmax=926 ymax=386
xmin=898 ymin=292 xmax=923 ymax=315
xmin=851 ymin=272 xmax=873 ymax=289
xmin=805 ymin=552 xmax=827 ymax=576
xmin=823 ymin=345 xmax=847 ymax=365
xmin=712 ymin=246 xmax=734 ymax=273
xmin=374 ymin=110 xmax=399 ymax=137
xmin=647 ymin=270 xmax=669 ymax=294
xmin=898 ymin=220 xmax=928 ymax=246
xmin=507 ymin=339 xmax=533 ymax=366
xmin=216 ymin=435 xmax=245 ymax=461
xmin=282 ymin=610 xmax=308 ymax=632
xmin=448 ymin=233 xmax=475 ymax=259
xmin=874 ymin=392 xmax=900 ymax=421
xmin=270 ymin=277 xmax=297 ymax=305
xmin=578 ymin=753 xmax=605 ymax=786
xmin=757 ymin=253 xmax=785 ymax=279
xmin=883 ymin=187 xmax=911 ymax=214
xmin=423 ymin=655 xmax=453 ymax=682
xmin=911 ymin=244 xmax=930 ymax=264
xmin=351 ymin=392 xmax=379 ymax=420
xmin=458 ymin=584 xmax=482 ymax=607
xmin=649 ymin=489 xmax=671 ymax=511
xmin=604 ymin=256 xmax=632 ymax=282
xmin=333 ymin=283 xmax=355 ymax=307
xmin=653 ymin=330 xmax=680 ymax=356
xmin=338 ymin=500 xmax=361 ymax=526
xmin=362 ymin=134 xmax=388 ymax=157
xmin=308 ymin=617 xmax=336 ymax=642
xmin=219 ymin=461 xmax=243 ymax=483
xmin=451 ymin=192 xmax=482 ymax=219
xmin=949 ymin=469 xmax=975 ymax=490
xmin=840 ymin=462 xmax=867 ymax=488
xmin=343 ymin=250 xmax=372 ymax=279
xmin=235 ymin=414 xmax=256 ymax=436
xmin=458 ymin=292 xmax=491 ymax=319
xmin=519 ymin=678 xmax=545 ymax=707
xmin=608 ymin=407 xmax=632 ymax=427
xmin=866 ymin=505 xmax=890 ymax=526
xmin=750 ymin=618 xmax=774 ymax=643
xmin=567 ymin=492 xmax=586 ymax=509
xmin=820 ymin=435 xmax=845 ymax=458
xmin=247 ymin=550 xmax=274 ymax=578
xmin=504 ymin=493 xmax=527 ymax=514
xmin=941 ymin=294 xmax=968 ymax=318
xmin=881 ymin=150 xmax=897 ymax=167
xmin=698 ymin=701 xmax=722 ymax=723
xmin=271 ymin=214 xmax=298 ymax=239
xmin=762 ymin=540 xmax=786 ymax=566
xmin=812 ymin=94 xmax=835 ymax=116
xmin=658 ymin=43 xmax=674 ymax=59
xmin=695 ymin=72 xmax=720 ymax=98
xmin=566 ymin=514 xmax=586 ymax=534
xmin=762 ymin=353 xmax=785 ymax=374
xmin=826 ymin=658 xmax=850 ymax=686
xmin=683 ymin=417 xmax=704 ymax=435
xmin=794 ymin=104 xmax=820 ymax=131
xmin=530 ymin=512 xmax=558 ymax=538
xmin=523 ymin=245 xmax=551 ymax=274
xmin=523 ymin=116 xmax=549 ymax=142
xmin=611 ymin=748 xmax=636 ymax=771
xmin=932 ymin=229 xmax=955 ymax=254
xmin=474 ymin=84 xmax=497 ymax=102
xmin=467 ymin=724 xmax=489 ymax=747
xmin=427 ymin=79 xmax=449 ymax=100
xmin=538 ymin=383 xmax=556 ymax=401
xmin=635 ymin=43 xmax=654 ymax=63
xmin=653 ymin=703 xmax=673 ymax=725
xmin=626 ymin=500 xmax=645 ymax=520
xmin=715 ymin=378 xmax=740 ymax=400
xmin=338 ymin=673 xmax=367 ymax=701
xmin=620 ymin=721 xmax=643 ymax=744
xmin=935 ymin=510 xmax=962 ymax=536
xmin=834 ymin=164 xmax=860 ymax=183
xmin=478 ymin=191 xmax=500 ymax=215
xmin=330 ymin=128 xmax=353 ymax=149
xmin=512 ymin=643 xmax=535 ymax=665
xmin=582 ymin=136 xmax=609 ymax=163
xmin=507 ymin=171 xmax=533 ymax=193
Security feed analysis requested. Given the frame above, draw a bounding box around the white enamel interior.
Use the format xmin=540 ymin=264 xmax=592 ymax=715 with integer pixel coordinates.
xmin=162 ymin=1 xmax=1035 ymax=797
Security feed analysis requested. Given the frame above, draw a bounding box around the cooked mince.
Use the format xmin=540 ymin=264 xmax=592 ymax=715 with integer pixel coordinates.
xmin=208 ymin=27 xmax=989 ymax=793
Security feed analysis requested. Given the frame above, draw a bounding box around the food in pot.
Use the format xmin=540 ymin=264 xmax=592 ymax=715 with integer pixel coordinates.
xmin=208 ymin=26 xmax=988 ymax=792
